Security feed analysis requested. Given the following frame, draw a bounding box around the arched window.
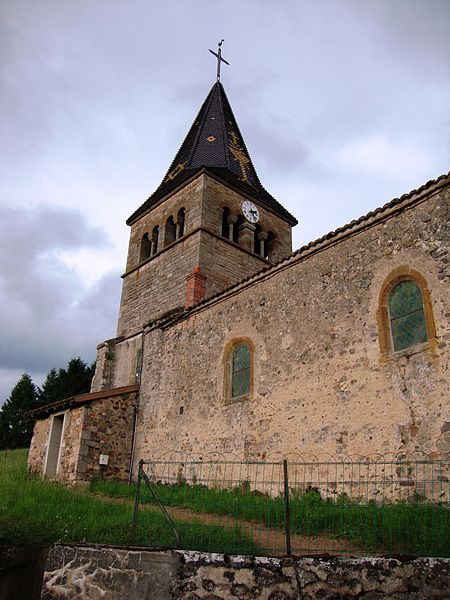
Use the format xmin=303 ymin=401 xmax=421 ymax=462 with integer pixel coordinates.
xmin=253 ymin=224 xmax=262 ymax=254
xmin=233 ymin=215 xmax=244 ymax=245
xmin=139 ymin=233 xmax=151 ymax=262
xmin=221 ymin=207 xmax=230 ymax=238
xmin=388 ymin=281 xmax=427 ymax=352
xmin=177 ymin=208 xmax=185 ymax=238
xmin=151 ymin=225 xmax=159 ymax=255
xmin=231 ymin=343 xmax=251 ymax=398
xmin=164 ymin=216 xmax=176 ymax=246
xmin=377 ymin=268 xmax=436 ymax=358
xmin=265 ymin=231 xmax=275 ymax=260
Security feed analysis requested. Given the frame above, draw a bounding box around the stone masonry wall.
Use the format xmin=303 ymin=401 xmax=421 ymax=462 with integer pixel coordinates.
xmin=134 ymin=177 xmax=449 ymax=465
xmin=117 ymin=174 xmax=294 ymax=339
xmin=202 ymin=176 xmax=293 ymax=264
xmin=28 ymin=417 xmax=51 ymax=475
xmin=58 ymin=407 xmax=85 ymax=481
xmin=91 ymin=334 xmax=143 ymax=393
xmin=91 ymin=338 xmax=121 ymax=392
xmin=117 ymin=176 xmax=205 ymax=337
xmin=41 ymin=545 xmax=450 ymax=599
xmin=77 ymin=390 xmax=137 ymax=482
xmin=117 ymin=231 xmax=201 ymax=337
xmin=198 ymin=231 xmax=267 ymax=300
xmin=27 ymin=390 xmax=137 ymax=483
xmin=28 ymin=407 xmax=84 ymax=482
xmin=125 ymin=177 xmax=204 ymax=271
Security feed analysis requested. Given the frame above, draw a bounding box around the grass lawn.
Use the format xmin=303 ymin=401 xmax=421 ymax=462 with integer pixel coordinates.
xmin=90 ymin=472 xmax=450 ymax=557
xmin=0 ymin=449 xmax=258 ymax=554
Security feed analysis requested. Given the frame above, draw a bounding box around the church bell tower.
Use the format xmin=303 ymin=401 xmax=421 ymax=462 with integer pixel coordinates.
xmin=117 ymin=74 xmax=297 ymax=338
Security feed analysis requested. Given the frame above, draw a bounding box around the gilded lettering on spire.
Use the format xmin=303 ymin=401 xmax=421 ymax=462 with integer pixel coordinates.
xmin=166 ymin=162 xmax=186 ymax=181
xmin=228 ymin=131 xmax=250 ymax=182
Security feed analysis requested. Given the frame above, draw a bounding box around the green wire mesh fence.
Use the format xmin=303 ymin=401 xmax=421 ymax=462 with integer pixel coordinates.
xmin=130 ymin=453 xmax=449 ymax=558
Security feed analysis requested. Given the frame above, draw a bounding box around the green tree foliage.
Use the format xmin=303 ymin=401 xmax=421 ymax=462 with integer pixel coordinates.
xmin=0 ymin=374 xmax=39 ymax=449
xmin=39 ymin=358 xmax=95 ymax=405
xmin=0 ymin=357 xmax=95 ymax=449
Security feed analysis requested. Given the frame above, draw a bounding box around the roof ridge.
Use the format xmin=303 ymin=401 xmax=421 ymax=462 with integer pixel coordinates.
xmin=163 ymin=85 xmax=216 ymax=183
xmin=217 ymin=81 xmax=262 ymax=187
xmin=217 ymin=83 xmax=230 ymax=170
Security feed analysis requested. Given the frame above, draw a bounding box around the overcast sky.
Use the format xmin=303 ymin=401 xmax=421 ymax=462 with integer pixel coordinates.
xmin=1 ymin=0 xmax=449 ymax=402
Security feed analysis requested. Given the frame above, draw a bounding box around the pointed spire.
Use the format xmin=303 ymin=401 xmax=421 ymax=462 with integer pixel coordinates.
xmin=127 ymin=82 xmax=297 ymax=225
xmin=163 ymin=81 xmax=261 ymax=188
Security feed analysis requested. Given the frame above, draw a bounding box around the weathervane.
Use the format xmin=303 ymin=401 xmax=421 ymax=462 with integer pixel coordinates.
xmin=209 ymin=39 xmax=230 ymax=81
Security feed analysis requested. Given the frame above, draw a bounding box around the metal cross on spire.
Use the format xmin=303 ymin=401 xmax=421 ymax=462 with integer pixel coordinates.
xmin=209 ymin=39 xmax=230 ymax=81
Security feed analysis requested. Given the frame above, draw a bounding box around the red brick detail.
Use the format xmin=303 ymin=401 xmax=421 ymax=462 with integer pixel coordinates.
xmin=185 ymin=266 xmax=207 ymax=307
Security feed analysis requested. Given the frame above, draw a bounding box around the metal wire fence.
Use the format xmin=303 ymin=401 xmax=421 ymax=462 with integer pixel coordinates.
xmin=130 ymin=452 xmax=449 ymax=558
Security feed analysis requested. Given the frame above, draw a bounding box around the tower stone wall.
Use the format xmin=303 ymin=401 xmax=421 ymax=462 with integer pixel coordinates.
xmin=117 ymin=173 xmax=293 ymax=339
xmin=201 ymin=176 xmax=293 ymax=263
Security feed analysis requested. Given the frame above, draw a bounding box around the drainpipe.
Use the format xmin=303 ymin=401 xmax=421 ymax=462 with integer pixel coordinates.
xmin=128 ymin=328 xmax=145 ymax=484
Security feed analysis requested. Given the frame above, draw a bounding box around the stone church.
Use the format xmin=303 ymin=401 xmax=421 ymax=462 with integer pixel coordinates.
xmin=28 ymin=79 xmax=449 ymax=485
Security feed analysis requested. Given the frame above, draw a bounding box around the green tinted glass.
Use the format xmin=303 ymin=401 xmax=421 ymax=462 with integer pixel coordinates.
xmin=232 ymin=370 xmax=250 ymax=397
xmin=389 ymin=281 xmax=427 ymax=351
xmin=232 ymin=345 xmax=250 ymax=372
xmin=231 ymin=344 xmax=250 ymax=397
xmin=389 ymin=281 xmax=423 ymax=319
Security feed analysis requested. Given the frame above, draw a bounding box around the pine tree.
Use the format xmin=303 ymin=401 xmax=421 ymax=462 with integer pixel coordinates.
xmin=0 ymin=357 xmax=95 ymax=449
xmin=0 ymin=374 xmax=38 ymax=449
xmin=38 ymin=358 xmax=95 ymax=405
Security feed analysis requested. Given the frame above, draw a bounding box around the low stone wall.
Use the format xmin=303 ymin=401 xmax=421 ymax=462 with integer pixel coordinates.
xmin=41 ymin=545 xmax=449 ymax=599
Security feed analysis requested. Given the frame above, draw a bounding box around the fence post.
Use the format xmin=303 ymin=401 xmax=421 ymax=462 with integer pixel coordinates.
xmin=283 ymin=458 xmax=292 ymax=555
xmin=130 ymin=459 xmax=143 ymax=544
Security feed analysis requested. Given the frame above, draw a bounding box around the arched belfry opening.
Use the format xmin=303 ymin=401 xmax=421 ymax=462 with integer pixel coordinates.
xmin=233 ymin=215 xmax=244 ymax=245
xmin=177 ymin=208 xmax=185 ymax=238
xmin=221 ymin=207 xmax=231 ymax=238
xmin=265 ymin=231 xmax=275 ymax=260
xmin=151 ymin=225 xmax=159 ymax=255
xmin=164 ymin=216 xmax=176 ymax=246
xmin=140 ymin=233 xmax=151 ymax=262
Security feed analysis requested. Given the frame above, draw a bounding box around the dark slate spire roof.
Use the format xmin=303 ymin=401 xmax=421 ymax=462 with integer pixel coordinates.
xmin=127 ymin=82 xmax=297 ymax=225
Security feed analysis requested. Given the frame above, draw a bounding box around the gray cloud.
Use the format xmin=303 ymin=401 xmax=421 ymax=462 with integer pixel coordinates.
xmin=0 ymin=0 xmax=449 ymax=399
xmin=0 ymin=203 xmax=121 ymax=399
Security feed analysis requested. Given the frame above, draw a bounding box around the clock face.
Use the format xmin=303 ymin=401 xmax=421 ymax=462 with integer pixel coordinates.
xmin=242 ymin=200 xmax=260 ymax=224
